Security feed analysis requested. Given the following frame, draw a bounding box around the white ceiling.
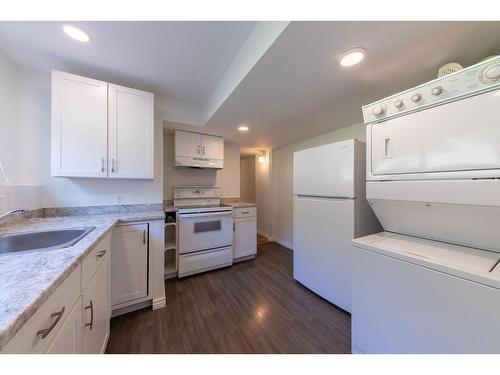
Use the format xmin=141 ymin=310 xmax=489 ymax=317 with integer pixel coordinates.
xmin=195 ymin=21 xmax=500 ymax=154
xmin=1 ymin=21 xmax=500 ymax=156
xmin=0 ymin=21 xmax=256 ymax=107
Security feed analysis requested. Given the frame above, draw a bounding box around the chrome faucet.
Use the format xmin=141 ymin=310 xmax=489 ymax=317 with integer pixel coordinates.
xmin=0 ymin=209 xmax=26 ymax=220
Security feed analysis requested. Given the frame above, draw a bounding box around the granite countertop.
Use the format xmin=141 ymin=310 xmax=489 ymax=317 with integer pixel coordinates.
xmin=0 ymin=210 xmax=165 ymax=350
xmin=227 ymin=202 xmax=257 ymax=208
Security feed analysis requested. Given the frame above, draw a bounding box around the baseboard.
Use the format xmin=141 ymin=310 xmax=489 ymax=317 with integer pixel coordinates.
xmin=111 ymin=300 xmax=152 ymax=317
xmin=234 ymin=254 xmax=256 ymax=263
xmin=257 ymin=230 xmax=273 ymax=241
xmin=152 ymin=296 xmax=166 ymax=310
xmin=273 ymin=237 xmax=293 ymax=250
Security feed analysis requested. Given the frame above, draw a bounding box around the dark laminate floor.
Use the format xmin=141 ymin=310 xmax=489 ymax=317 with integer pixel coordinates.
xmin=106 ymin=242 xmax=351 ymax=354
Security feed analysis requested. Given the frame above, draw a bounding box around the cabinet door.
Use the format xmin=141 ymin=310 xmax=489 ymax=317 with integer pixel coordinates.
xmin=175 ymin=130 xmax=202 ymax=158
xmin=201 ymin=134 xmax=223 ymax=160
xmin=111 ymin=223 xmax=148 ymax=307
xmin=51 ymin=70 xmax=108 ymax=178
xmin=82 ymin=256 xmax=110 ymax=354
xmin=233 ymin=217 xmax=257 ymax=259
xmin=108 ymin=84 xmax=154 ymax=179
xmin=45 ymin=298 xmax=82 ymax=354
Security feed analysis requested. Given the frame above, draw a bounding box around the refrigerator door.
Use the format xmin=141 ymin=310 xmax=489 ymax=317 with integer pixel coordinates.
xmin=293 ymin=195 xmax=355 ymax=312
xmin=293 ymin=140 xmax=356 ymax=198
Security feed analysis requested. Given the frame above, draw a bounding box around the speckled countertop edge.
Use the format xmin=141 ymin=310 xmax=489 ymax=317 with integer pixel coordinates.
xmin=0 ymin=210 xmax=165 ymax=350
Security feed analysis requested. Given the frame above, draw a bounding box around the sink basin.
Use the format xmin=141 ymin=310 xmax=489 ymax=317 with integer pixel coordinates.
xmin=0 ymin=227 xmax=96 ymax=255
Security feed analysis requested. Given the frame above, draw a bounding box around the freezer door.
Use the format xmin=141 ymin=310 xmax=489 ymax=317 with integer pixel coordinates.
xmin=370 ymin=88 xmax=500 ymax=177
xmin=293 ymin=140 xmax=356 ymax=198
xmin=293 ymin=195 xmax=355 ymax=312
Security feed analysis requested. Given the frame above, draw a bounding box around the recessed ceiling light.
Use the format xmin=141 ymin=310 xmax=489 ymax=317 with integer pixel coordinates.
xmin=238 ymin=125 xmax=249 ymax=132
xmin=62 ymin=25 xmax=91 ymax=43
xmin=339 ymin=48 xmax=365 ymax=67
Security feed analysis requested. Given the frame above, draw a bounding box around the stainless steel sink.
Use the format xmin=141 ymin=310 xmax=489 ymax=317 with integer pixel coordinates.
xmin=0 ymin=227 xmax=96 ymax=255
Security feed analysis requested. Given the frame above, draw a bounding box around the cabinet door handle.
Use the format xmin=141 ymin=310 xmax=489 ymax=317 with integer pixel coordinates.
xmin=84 ymin=300 xmax=94 ymax=330
xmin=111 ymin=159 xmax=116 ymax=173
xmin=233 ymin=222 xmax=235 ymax=231
xmin=202 ymin=145 xmax=206 ymax=155
xmin=37 ymin=306 xmax=65 ymax=339
xmin=197 ymin=146 xmax=201 ymax=155
xmin=97 ymin=249 xmax=107 ymax=258
xmin=143 ymin=230 xmax=146 ymax=244
xmin=101 ymin=158 xmax=105 ymax=173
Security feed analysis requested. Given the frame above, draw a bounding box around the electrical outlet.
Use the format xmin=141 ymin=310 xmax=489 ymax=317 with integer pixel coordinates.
xmin=117 ymin=196 xmax=125 ymax=205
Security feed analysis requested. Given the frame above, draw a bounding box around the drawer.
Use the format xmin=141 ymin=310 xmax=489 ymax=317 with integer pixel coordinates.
xmin=233 ymin=207 xmax=256 ymax=218
xmin=82 ymin=232 xmax=111 ymax=290
xmin=178 ymin=246 xmax=233 ymax=277
xmin=2 ymin=265 xmax=81 ymax=353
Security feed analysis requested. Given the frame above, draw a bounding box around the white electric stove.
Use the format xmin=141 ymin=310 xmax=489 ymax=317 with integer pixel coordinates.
xmin=174 ymin=186 xmax=233 ymax=277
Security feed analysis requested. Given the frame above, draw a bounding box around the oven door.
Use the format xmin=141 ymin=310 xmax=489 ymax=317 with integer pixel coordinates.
xmin=178 ymin=211 xmax=233 ymax=254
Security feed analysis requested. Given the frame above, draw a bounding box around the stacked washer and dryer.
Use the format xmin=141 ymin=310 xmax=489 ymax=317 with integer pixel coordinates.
xmin=352 ymin=56 xmax=500 ymax=353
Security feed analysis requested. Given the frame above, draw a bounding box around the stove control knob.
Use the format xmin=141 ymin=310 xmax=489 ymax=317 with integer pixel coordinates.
xmin=411 ymin=93 xmax=422 ymax=102
xmin=431 ymin=86 xmax=443 ymax=96
xmin=372 ymin=105 xmax=385 ymax=116
xmin=394 ymin=99 xmax=404 ymax=108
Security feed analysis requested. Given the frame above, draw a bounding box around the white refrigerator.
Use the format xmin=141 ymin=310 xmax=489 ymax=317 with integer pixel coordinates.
xmin=293 ymin=139 xmax=380 ymax=312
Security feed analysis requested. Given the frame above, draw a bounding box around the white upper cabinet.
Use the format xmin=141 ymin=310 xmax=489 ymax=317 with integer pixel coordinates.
xmin=108 ymin=84 xmax=154 ymax=179
xmin=202 ymin=134 xmax=224 ymax=160
xmin=174 ymin=130 xmax=224 ymax=169
xmin=51 ymin=71 xmax=154 ymax=179
xmin=51 ymin=71 xmax=108 ymax=178
xmin=175 ymin=130 xmax=202 ymax=158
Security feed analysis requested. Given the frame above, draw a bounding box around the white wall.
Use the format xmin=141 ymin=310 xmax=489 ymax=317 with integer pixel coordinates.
xmin=240 ymin=156 xmax=255 ymax=203
xmin=0 ymin=57 xmax=164 ymax=208
xmin=163 ymin=131 xmax=240 ymax=200
xmin=272 ymin=123 xmax=366 ymax=249
xmin=0 ymin=49 xmax=19 ymax=185
xmin=255 ymin=150 xmax=273 ymax=238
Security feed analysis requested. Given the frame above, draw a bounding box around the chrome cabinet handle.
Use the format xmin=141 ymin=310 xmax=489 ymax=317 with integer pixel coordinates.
xmin=111 ymin=159 xmax=116 ymax=173
xmin=101 ymin=158 xmax=105 ymax=173
xmin=96 ymin=249 xmax=107 ymax=258
xmin=142 ymin=230 xmax=146 ymax=244
xmin=37 ymin=306 xmax=65 ymax=339
xmin=241 ymin=211 xmax=250 ymax=214
xmin=202 ymin=145 xmax=206 ymax=155
xmin=84 ymin=300 xmax=94 ymax=330
xmin=233 ymin=222 xmax=235 ymax=231
xmin=196 ymin=146 xmax=201 ymax=154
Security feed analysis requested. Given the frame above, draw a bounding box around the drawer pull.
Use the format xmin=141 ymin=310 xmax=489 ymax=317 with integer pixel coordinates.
xmin=84 ymin=300 xmax=94 ymax=330
xmin=241 ymin=211 xmax=250 ymax=214
xmin=37 ymin=306 xmax=65 ymax=339
xmin=96 ymin=249 xmax=107 ymax=258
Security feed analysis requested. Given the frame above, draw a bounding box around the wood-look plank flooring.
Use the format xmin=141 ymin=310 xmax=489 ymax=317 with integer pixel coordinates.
xmin=105 ymin=242 xmax=351 ymax=354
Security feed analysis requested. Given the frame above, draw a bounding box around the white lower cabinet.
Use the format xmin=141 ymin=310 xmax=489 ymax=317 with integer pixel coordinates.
xmin=233 ymin=207 xmax=257 ymax=261
xmin=1 ymin=233 xmax=111 ymax=354
xmin=82 ymin=255 xmax=111 ymax=354
xmin=45 ymin=297 xmax=82 ymax=354
xmin=111 ymin=223 xmax=148 ymax=308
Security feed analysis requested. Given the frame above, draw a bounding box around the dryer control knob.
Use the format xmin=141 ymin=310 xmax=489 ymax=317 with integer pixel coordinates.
xmin=484 ymin=64 xmax=500 ymax=80
xmin=411 ymin=93 xmax=422 ymax=102
xmin=372 ymin=105 xmax=385 ymax=116
xmin=431 ymin=86 xmax=443 ymax=96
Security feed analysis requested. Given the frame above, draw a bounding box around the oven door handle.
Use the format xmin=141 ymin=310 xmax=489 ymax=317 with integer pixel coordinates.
xmin=179 ymin=211 xmax=233 ymax=220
